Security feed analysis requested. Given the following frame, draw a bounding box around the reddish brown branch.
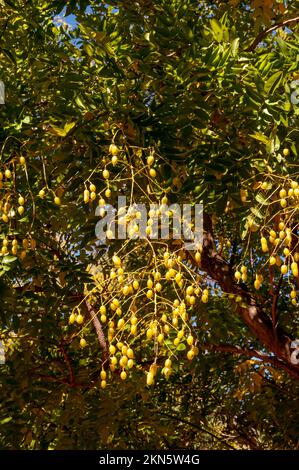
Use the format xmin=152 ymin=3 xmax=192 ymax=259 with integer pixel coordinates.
xmin=59 ymin=342 xmax=76 ymax=386
xmin=188 ymin=213 xmax=299 ymax=380
xmin=246 ymin=16 xmax=299 ymax=52
xmin=204 ymin=343 xmax=299 ymax=380
xmin=271 ymin=274 xmax=283 ymax=353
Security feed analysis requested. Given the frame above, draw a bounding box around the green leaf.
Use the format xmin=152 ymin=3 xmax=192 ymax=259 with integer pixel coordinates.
xmin=75 ymin=95 xmax=86 ymax=109
xmin=250 ymin=207 xmax=263 ymax=219
xmin=210 ymin=19 xmax=223 ymax=42
xmin=64 ymin=121 xmax=76 ymax=135
xmin=249 ymin=132 xmax=270 ymax=145
xmin=2 ymin=255 xmax=17 ymax=264
xmin=231 ymin=38 xmax=239 ymax=57
xmin=264 ymin=71 xmax=283 ymax=95
xmin=255 ymin=192 xmax=271 ymax=206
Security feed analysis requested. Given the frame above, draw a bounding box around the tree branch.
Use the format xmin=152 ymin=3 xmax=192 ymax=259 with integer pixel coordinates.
xmin=203 ymin=343 xmax=299 ymax=380
xmin=59 ymin=342 xmax=76 ymax=387
xmin=246 ymin=16 xmax=299 ymax=52
xmin=85 ymin=300 xmax=108 ymax=357
xmin=189 ymin=213 xmax=299 ymax=380
xmin=158 ymin=411 xmax=237 ymax=450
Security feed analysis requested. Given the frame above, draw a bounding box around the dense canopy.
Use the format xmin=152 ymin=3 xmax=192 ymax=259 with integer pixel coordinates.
xmin=0 ymin=0 xmax=299 ymax=450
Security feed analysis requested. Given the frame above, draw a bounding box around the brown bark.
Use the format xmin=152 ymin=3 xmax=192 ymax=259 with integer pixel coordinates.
xmin=189 ymin=214 xmax=299 ymax=380
xmin=85 ymin=301 xmax=108 ymax=359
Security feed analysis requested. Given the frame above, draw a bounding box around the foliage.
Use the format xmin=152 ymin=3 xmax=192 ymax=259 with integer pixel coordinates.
xmin=0 ymin=0 xmax=299 ymax=450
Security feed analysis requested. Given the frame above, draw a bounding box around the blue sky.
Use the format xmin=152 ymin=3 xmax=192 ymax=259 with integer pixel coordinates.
xmin=54 ymin=5 xmax=94 ymax=30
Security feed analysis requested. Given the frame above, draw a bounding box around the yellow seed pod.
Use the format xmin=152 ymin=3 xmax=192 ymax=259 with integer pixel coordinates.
xmin=101 ymin=380 xmax=107 ymax=389
xmin=155 ymin=282 xmax=162 ymax=292
xmin=110 ymin=356 xmax=117 ymax=365
xmin=279 ymin=189 xmax=287 ymax=198
xmin=83 ymin=189 xmax=90 ymax=203
xmin=127 ymin=348 xmax=134 ymax=358
xmin=80 ymin=338 xmax=87 ymax=348
xmin=120 ymin=355 xmax=128 ymax=367
xmin=281 ymin=265 xmax=288 ymax=275
xmin=105 ymin=188 xmax=111 ymax=198
xmin=103 ymin=169 xmax=110 ymax=179
xmin=111 ymin=155 xmax=118 ymax=166
xmin=187 ymin=349 xmax=195 ymax=361
xmin=146 ymin=371 xmax=154 ymax=386
xmin=120 ymin=371 xmax=127 ymax=380
xmin=109 ymin=143 xmax=119 ymax=156
xmin=117 ymin=318 xmax=125 ymax=329
xmin=149 ymin=168 xmax=156 ymax=178
xmin=291 ymin=262 xmax=298 ymax=277
xmin=76 ymin=314 xmax=84 ymax=324
xmin=146 ymin=289 xmax=153 ymax=299
xmin=146 ymin=328 xmax=154 ymax=340
xmin=187 ymin=335 xmax=194 ymax=346
xmin=254 ymin=280 xmax=261 ymax=290
xmin=112 ymin=255 xmax=121 ymax=267
xmin=131 ymin=324 xmax=137 ymax=335
xmin=157 ymin=333 xmax=164 ymax=344
xmin=147 ymin=155 xmax=154 ymax=166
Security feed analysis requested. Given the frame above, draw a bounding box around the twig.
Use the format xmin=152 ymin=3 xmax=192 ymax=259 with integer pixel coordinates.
xmin=203 ymin=343 xmax=299 ymax=380
xmin=158 ymin=412 xmax=237 ymax=450
xmin=246 ymin=16 xmax=299 ymax=52
xmin=59 ymin=342 xmax=76 ymax=386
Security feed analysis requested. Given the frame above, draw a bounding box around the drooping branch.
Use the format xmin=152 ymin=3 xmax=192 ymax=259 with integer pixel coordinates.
xmin=246 ymin=16 xmax=299 ymax=52
xmin=203 ymin=343 xmax=299 ymax=381
xmin=189 ymin=213 xmax=299 ymax=379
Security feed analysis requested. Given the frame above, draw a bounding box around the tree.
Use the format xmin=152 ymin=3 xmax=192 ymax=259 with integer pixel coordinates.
xmin=0 ymin=0 xmax=298 ymax=450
